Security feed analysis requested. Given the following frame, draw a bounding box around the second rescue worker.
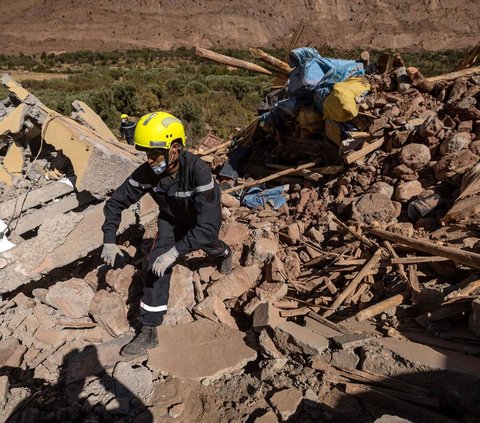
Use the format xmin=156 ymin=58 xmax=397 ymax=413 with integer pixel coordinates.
xmin=101 ymin=111 xmax=232 ymax=357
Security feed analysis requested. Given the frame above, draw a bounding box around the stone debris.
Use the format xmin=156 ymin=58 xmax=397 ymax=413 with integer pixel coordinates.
xmin=1 ymin=52 xmax=480 ymax=423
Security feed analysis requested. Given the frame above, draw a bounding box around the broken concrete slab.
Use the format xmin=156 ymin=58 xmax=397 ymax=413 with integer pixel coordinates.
xmin=66 ymin=335 xmax=134 ymax=384
xmin=207 ymin=264 xmax=262 ymax=300
xmin=45 ymin=278 xmax=95 ymax=319
xmin=163 ymin=264 xmax=195 ymax=326
xmin=0 ymin=202 xmax=137 ymax=294
xmin=89 ymin=290 xmax=130 ymax=337
xmin=193 ymin=295 xmax=238 ymax=329
xmin=71 ymin=100 xmax=118 ymax=145
xmin=269 ymin=387 xmax=303 ymax=421
xmin=274 ymin=321 xmax=329 ymax=355
xmin=253 ymin=302 xmax=284 ymax=330
xmin=332 ymin=333 xmax=373 ymax=349
xmin=147 ymin=320 xmax=257 ymax=381
xmin=112 ymin=361 xmax=154 ymax=404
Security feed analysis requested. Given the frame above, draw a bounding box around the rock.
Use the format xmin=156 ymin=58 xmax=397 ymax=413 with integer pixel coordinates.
xmin=274 ymin=322 xmax=329 ymax=355
xmin=219 ymin=222 xmax=250 ymax=248
xmin=419 ymin=115 xmax=444 ymax=138
xmin=198 ymin=265 xmax=215 ymax=283
xmin=400 ymin=143 xmax=431 ymax=171
xmin=439 ymin=132 xmax=471 ymax=156
xmin=285 ymin=223 xmax=301 ymax=245
xmin=168 ymin=402 xmax=185 ymax=418
xmin=395 ymin=180 xmax=423 ymax=202
xmin=469 ymin=298 xmax=480 ymax=336
xmin=34 ymin=327 xmax=64 ymax=346
xmin=113 ymin=361 xmax=153 ymax=404
xmin=0 ymin=339 xmax=27 ymax=367
xmin=0 ymin=375 xmax=9 ymax=411
xmin=147 ymin=320 xmax=257 ymax=380
xmin=193 ymin=295 xmax=238 ymax=329
xmin=265 ymin=256 xmax=287 ymax=283
xmin=89 ymin=290 xmax=130 ymax=337
xmin=330 ymin=349 xmax=360 ymax=370
xmin=255 ymin=410 xmax=278 ymax=423
xmin=66 ymin=335 xmax=134 ymax=383
xmin=469 ymin=140 xmax=480 ymax=155
xmin=387 ymin=222 xmax=414 ymax=238
xmin=207 ymin=264 xmax=261 ymax=300
xmin=221 ymin=193 xmax=240 ymax=208
xmin=374 ymin=415 xmax=413 ymax=423
xmin=434 ymin=149 xmax=479 ymax=180
xmin=163 ymin=264 xmax=195 ymax=326
xmin=253 ymin=302 xmax=284 ymax=329
xmin=322 ymin=387 xmax=364 ymax=420
xmin=269 ymin=387 xmax=303 ymax=421
xmin=307 ymin=227 xmax=324 ymax=243
xmin=46 ymin=278 xmax=95 ymax=319
xmin=352 ymin=194 xmax=400 ymax=226
xmin=249 ymin=237 xmax=279 ymax=264
xmin=258 ymin=329 xmax=284 ymax=359
xmin=369 ymin=181 xmax=394 ymax=199
xmin=105 ymin=264 xmax=136 ymax=301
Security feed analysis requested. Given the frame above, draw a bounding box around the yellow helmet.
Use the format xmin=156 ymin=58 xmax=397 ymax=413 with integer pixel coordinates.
xmin=134 ymin=111 xmax=186 ymax=150
xmin=120 ymin=113 xmax=128 ymax=119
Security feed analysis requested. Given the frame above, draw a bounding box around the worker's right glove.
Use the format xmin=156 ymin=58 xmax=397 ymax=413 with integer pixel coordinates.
xmin=101 ymin=243 xmax=124 ymax=267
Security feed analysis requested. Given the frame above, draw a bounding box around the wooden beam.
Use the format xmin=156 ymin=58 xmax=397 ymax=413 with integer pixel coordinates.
xmin=352 ymin=291 xmax=410 ymax=322
xmin=223 ymin=161 xmax=322 ymax=194
xmin=195 ymin=47 xmax=272 ymax=75
xmin=425 ymin=65 xmax=480 ymax=83
xmin=249 ymin=48 xmax=292 ymax=75
xmin=324 ymin=249 xmax=383 ymax=318
xmin=344 ymin=138 xmax=384 ymax=164
xmin=367 ymin=227 xmax=480 ymax=269
xmin=196 ymin=140 xmax=231 ymax=156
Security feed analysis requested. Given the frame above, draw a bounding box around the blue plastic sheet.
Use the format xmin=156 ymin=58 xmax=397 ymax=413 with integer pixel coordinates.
xmin=242 ymin=185 xmax=289 ymax=210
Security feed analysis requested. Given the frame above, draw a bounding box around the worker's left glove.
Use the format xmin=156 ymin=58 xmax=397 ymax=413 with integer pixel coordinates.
xmin=152 ymin=247 xmax=179 ymax=277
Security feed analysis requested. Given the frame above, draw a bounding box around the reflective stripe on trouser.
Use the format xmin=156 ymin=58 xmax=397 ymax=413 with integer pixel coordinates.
xmin=140 ymin=218 xmax=229 ymax=326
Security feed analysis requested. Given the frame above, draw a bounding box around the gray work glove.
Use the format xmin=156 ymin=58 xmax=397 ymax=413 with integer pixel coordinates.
xmin=152 ymin=247 xmax=179 ymax=277
xmin=101 ymin=243 xmax=124 ymax=267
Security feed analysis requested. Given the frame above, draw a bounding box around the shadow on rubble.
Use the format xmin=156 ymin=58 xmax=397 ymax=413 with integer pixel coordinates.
xmin=3 ymin=345 xmax=153 ymax=423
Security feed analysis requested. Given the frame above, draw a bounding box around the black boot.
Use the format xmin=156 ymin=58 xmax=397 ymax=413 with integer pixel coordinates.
xmin=121 ymin=326 xmax=158 ymax=357
xmin=217 ymin=246 xmax=232 ymax=275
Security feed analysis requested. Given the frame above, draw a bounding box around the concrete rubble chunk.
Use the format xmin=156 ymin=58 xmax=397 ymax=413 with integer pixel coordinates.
xmin=89 ymin=290 xmax=130 ymax=337
xmin=374 ymin=416 xmax=414 ymax=423
xmin=352 ymin=193 xmax=400 ymax=226
xmin=395 ymin=180 xmax=423 ymax=202
xmin=0 ymin=375 xmax=9 ymax=411
xmin=274 ymin=321 xmax=329 ymax=355
xmin=148 ymin=320 xmax=257 ymax=380
xmin=249 ymin=237 xmax=279 ymax=264
xmin=258 ymin=329 xmax=284 ymax=359
xmin=255 ymin=410 xmax=279 ymax=423
xmin=163 ymin=264 xmax=195 ymax=326
xmin=0 ymin=338 xmax=27 ymax=367
xmin=193 ymin=295 xmax=238 ymax=329
xmin=105 ymin=264 xmax=136 ymax=301
xmin=207 ymin=264 xmax=261 ymax=300
xmin=269 ymin=387 xmax=303 ymax=421
xmin=112 ymin=361 xmax=154 ymax=404
xmin=369 ymin=181 xmax=394 ymax=199
xmin=46 ymin=278 xmax=95 ymax=319
xmin=435 ymin=149 xmax=479 ymax=180
xmin=219 ymin=221 xmax=250 ymax=247
xmin=71 ymin=100 xmax=118 ymax=144
xmin=221 ymin=193 xmax=241 ymax=208
xmin=439 ymin=132 xmax=471 ymax=156
xmin=332 ymin=333 xmax=372 ymax=349
xmin=66 ymin=335 xmax=134 ymax=383
xmin=400 ymin=143 xmax=431 ymax=170
xmin=0 ymin=202 xmax=138 ymax=294
xmin=253 ymin=302 xmax=284 ymax=329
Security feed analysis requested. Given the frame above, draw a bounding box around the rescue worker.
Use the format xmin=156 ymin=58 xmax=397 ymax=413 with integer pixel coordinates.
xmin=119 ymin=113 xmax=136 ymax=145
xmin=101 ymin=111 xmax=232 ymax=357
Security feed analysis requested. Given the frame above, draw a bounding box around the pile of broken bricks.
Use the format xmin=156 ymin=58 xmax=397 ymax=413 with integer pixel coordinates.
xmin=0 ymin=57 xmax=480 ymax=422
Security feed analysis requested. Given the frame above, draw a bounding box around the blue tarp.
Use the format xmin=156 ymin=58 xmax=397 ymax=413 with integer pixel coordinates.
xmin=242 ymin=185 xmax=289 ymax=210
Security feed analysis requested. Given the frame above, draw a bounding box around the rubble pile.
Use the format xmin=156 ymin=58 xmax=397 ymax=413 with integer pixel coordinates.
xmin=0 ymin=49 xmax=479 ymax=422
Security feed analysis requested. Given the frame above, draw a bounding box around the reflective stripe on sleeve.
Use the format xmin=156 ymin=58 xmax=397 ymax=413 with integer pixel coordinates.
xmin=140 ymin=302 xmax=168 ymax=312
xmin=173 ymin=176 xmax=214 ymax=198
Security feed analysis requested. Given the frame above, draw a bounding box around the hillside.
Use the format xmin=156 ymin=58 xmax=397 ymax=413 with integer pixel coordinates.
xmin=0 ymin=0 xmax=478 ymax=55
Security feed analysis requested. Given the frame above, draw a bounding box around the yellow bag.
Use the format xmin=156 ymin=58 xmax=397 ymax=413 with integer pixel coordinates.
xmin=323 ymin=77 xmax=370 ymax=122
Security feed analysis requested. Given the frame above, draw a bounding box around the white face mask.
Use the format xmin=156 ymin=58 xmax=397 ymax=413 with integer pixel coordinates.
xmin=151 ymin=160 xmax=168 ymax=175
